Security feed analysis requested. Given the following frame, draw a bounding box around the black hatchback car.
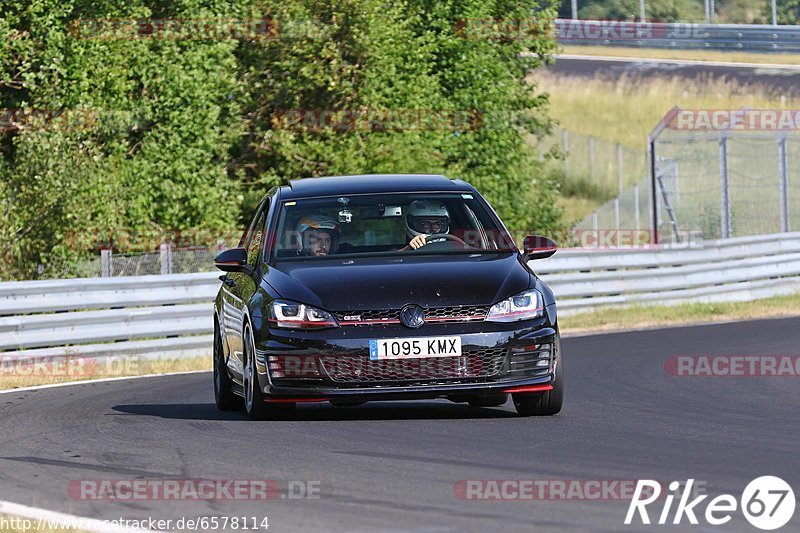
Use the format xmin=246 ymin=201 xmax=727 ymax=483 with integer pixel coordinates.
xmin=213 ymin=174 xmax=563 ymax=419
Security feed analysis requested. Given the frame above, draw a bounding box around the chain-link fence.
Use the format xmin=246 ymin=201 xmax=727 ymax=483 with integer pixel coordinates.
xmin=538 ymin=128 xmax=647 ymax=201
xmin=35 ymin=244 xmax=226 ymax=279
xmin=651 ymin=108 xmax=800 ymax=243
xmin=573 ymin=178 xmax=651 ymax=238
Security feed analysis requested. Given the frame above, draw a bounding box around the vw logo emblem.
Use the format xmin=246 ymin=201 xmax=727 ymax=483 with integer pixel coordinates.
xmin=400 ymin=304 xmax=425 ymax=328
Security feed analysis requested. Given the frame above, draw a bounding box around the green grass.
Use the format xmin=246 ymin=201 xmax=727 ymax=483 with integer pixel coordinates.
xmin=561 ymin=291 xmax=800 ymax=335
xmin=556 ymin=194 xmax=604 ymax=225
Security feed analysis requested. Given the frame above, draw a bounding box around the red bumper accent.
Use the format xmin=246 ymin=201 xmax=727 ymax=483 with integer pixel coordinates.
xmin=502 ymin=384 xmax=553 ymax=394
xmin=265 ymin=397 xmax=330 ymax=403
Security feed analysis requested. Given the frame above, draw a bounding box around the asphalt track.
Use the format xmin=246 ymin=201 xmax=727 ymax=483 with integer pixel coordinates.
xmin=548 ymin=55 xmax=800 ymax=94
xmin=1 ymin=317 xmax=799 ymax=532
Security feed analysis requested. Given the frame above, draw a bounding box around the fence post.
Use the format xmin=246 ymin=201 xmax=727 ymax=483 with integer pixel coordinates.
xmin=779 ymin=135 xmax=789 ymax=233
xmin=160 ymin=243 xmax=173 ymax=275
xmin=616 ymin=143 xmax=623 ymax=195
xmin=614 ymin=197 xmax=620 ymax=246
xmin=719 ymin=134 xmax=731 ymax=239
xmin=562 ymin=130 xmax=569 ymax=176
xmin=571 ymin=0 xmax=578 ymax=19
xmin=634 ymin=183 xmax=641 ymax=232
xmin=101 ymin=249 xmax=112 ymax=277
xmin=647 ymin=134 xmax=659 ymax=244
xmin=588 ymin=135 xmax=595 ymax=181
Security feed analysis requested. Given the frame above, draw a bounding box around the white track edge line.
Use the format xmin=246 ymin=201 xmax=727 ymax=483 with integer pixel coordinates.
xmin=0 ymin=370 xmax=209 ymax=395
xmin=0 ymin=500 xmax=161 ymax=533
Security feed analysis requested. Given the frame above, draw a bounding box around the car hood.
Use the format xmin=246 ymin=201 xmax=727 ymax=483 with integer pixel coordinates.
xmin=265 ymin=253 xmax=531 ymax=311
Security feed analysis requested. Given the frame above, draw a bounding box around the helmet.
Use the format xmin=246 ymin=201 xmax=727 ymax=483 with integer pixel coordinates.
xmin=406 ymin=200 xmax=450 ymax=239
xmin=296 ymin=215 xmax=340 ymax=255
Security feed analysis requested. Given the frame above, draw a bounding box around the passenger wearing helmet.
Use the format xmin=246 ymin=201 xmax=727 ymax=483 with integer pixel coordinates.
xmin=296 ymin=215 xmax=340 ymax=256
xmin=405 ymin=200 xmax=450 ymax=250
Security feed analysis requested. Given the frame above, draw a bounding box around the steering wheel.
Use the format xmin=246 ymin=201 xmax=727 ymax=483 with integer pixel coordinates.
xmin=398 ymin=233 xmax=468 ymax=252
xmin=425 ymin=233 xmax=467 ymax=246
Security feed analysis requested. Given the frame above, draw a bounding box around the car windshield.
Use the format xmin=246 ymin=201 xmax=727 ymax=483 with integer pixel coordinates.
xmin=271 ymin=192 xmax=517 ymax=260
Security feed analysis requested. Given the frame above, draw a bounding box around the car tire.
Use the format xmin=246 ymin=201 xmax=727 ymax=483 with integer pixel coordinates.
xmin=243 ymin=323 xmax=293 ymax=421
xmin=214 ymin=323 xmax=241 ymax=411
xmin=513 ymin=357 xmax=564 ymax=417
xmin=467 ymin=393 xmax=508 ymax=408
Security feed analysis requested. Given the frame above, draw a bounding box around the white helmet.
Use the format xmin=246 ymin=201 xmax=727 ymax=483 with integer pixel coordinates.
xmin=406 ymin=200 xmax=450 ymax=239
xmin=296 ymin=215 xmax=340 ymax=254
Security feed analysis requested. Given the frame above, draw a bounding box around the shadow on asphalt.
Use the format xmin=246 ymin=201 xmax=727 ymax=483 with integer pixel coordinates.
xmin=111 ymin=401 xmax=519 ymax=421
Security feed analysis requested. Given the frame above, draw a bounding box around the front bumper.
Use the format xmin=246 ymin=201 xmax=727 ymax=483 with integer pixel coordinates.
xmin=254 ymin=318 xmax=558 ymax=401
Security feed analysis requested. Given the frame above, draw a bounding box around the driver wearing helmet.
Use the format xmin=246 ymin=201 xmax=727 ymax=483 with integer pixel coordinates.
xmin=296 ymin=215 xmax=340 ymax=256
xmin=406 ymin=200 xmax=450 ymax=250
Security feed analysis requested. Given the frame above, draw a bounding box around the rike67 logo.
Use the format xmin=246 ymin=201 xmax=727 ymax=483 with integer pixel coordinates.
xmin=626 ymin=477 xmax=795 ymax=530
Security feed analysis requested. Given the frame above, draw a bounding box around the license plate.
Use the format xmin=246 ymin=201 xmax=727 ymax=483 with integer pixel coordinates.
xmin=369 ymin=336 xmax=462 ymax=361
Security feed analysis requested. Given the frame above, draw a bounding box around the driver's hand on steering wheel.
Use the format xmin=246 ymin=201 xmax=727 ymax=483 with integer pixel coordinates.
xmin=409 ymin=234 xmax=428 ymax=250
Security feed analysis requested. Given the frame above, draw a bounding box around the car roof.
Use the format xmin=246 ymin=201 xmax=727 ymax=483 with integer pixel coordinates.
xmin=281 ymin=174 xmax=474 ymax=199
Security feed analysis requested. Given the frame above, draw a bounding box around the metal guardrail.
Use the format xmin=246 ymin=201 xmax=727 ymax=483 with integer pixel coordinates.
xmin=536 ymin=232 xmax=800 ymax=314
xmin=554 ymin=19 xmax=800 ymax=52
xmin=2 ymin=232 xmax=800 ymax=361
xmin=0 ymin=272 xmax=219 ymax=360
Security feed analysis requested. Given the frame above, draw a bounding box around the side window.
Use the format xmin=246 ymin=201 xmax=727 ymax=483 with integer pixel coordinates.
xmin=245 ymin=203 xmax=268 ymax=269
xmin=239 ymin=199 xmax=265 ymax=248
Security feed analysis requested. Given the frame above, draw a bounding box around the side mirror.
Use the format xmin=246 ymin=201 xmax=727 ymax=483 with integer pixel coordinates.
xmin=522 ymin=235 xmax=557 ymax=260
xmin=214 ymin=247 xmax=252 ymax=274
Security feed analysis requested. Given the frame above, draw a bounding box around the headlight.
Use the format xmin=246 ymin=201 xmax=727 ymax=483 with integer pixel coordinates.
xmin=486 ymin=289 xmax=544 ymax=322
xmin=268 ymin=300 xmax=338 ymax=329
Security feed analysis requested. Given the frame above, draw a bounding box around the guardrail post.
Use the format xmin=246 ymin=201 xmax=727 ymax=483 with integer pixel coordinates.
xmin=101 ymin=249 xmax=112 ymax=277
xmin=719 ymin=134 xmax=731 ymax=239
xmin=779 ymin=136 xmax=790 ymax=232
xmin=160 ymin=243 xmax=173 ymax=275
xmin=772 ymin=0 xmax=778 ymax=25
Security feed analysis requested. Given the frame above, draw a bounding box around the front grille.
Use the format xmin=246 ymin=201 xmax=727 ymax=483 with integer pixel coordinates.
xmin=334 ymin=305 xmax=489 ymax=325
xmin=318 ymin=346 xmax=508 ymax=384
